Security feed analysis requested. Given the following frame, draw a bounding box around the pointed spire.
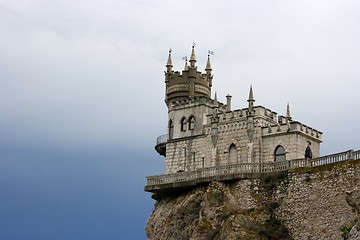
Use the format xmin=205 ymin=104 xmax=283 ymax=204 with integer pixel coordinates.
xmin=247 ymin=85 xmax=255 ymax=113
xmin=205 ymin=53 xmax=212 ymax=72
xmin=248 ymin=85 xmax=255 ymax=102
xmin=166 ymin=48 xmax=173 ymax=72
xmin=214 ymin=91 xmax=218 ymax=107
xmin=286 ymin=102 xmax=292 ymax=120
xmin=184 ymin=56 xmax=188 ymax=71
xmin=189 ymin=45 xmax=196 ymax=67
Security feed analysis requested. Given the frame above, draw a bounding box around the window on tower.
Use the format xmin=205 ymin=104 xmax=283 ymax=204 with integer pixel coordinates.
xmin=189 ymin=116 xmax=195 ymax=130
xmin=180 ymin=117 xmax=187 ymax=131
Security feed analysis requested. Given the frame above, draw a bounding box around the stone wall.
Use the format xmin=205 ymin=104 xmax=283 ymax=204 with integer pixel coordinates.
xmin=273 ymin=159 xmax=360 ymax=239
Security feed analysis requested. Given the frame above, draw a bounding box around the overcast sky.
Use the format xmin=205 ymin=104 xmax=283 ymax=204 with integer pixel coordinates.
xmin=1 ymin=0 xmax=360 ymax=239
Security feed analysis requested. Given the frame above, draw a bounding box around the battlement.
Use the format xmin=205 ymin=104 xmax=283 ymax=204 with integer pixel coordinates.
xmin=206 ymin=105 xmax=278 ymax=124
xmin=169 ymin=96 xmax=226 ymax=111
xmin=262 ymin=121 xmax=322 ymax=141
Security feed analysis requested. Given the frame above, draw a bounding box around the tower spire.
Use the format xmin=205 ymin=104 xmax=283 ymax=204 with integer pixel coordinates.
xmin=205 ymin=52 xmax=212 ymax=73
xmin=247 ymin=85 xmax=255 ymax=112
xmin=286 ymin=102 xmax=292 ymax=120
xmin=183 ymin=56 xmax=188 ymax=70
xmin=189 ymin=45 xmax=196 ymax=68
xmin=166 ymin=48 xmax=173 ymax=72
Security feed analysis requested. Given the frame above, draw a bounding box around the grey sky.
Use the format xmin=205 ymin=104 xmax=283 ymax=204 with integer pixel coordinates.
xmin=1 ymin=1 xmax=360 ymax=239
xmin=1 ymin=0 xmax=360 ymax=155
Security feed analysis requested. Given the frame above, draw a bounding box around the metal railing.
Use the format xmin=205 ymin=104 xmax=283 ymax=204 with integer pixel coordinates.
xmin=156 ymin=134 xmax=168 ymax=145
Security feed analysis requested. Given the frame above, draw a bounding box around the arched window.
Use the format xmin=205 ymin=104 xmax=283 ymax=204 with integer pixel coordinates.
xmin=188 ymin=116 xmax=195 ymax=130
xmin=168 ymin=119 xmax=174 ymax=140
xmin=274 ymin=145 xmax=286 ymax=161
xmin=180 ymin=117 xmax=187 ymax=131
xmin=229 ymin=144 xmax=238 ymax=164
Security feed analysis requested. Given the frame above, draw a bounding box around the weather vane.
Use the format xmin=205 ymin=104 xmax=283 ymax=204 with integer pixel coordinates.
xmin=208 ymin=50 xmax=214 ymax=56
xmin=182 ymin=56 xmax=187 ymax=61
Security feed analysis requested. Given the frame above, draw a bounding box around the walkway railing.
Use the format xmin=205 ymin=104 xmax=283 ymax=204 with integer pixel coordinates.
xmin=145 ymin=149 xmax=359 ymax=192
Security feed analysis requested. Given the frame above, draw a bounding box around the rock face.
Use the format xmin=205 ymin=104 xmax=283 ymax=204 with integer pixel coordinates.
xmin=146 ymin=180 xmax=291 ymax=240
xmin=346 ymin=189 xmax=360 ymax=240
xmin=146 ymin=160 xmax=360 ymax=240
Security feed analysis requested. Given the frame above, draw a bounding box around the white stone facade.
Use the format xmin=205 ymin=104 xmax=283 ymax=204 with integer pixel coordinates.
xmin=162 ymin=47 xmax=322 ymax=174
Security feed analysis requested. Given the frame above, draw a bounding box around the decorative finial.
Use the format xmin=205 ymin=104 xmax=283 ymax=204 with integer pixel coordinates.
xmin=214 ymin=91 xmax=218 ymax=106
xmin=286 ymin=102 xmax=292 ymax=120
xmin=247 ymin=85 xmax=255 ymax=113
xmin=248 ymin=85 xmax=255 ymax=102
xmin=205 ymin=51 xmax=212 ymax=72
xmin=190 ymin=44 xmax=196 ymax=67
xmin=166 ymin=48 xmax=173 ymax=72
xmin=183 ymin=56 xmax=188 ymax=70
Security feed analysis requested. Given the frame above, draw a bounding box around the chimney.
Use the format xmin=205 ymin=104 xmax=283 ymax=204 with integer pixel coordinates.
xmin=226 ymin=94 xmax=232 ymax=112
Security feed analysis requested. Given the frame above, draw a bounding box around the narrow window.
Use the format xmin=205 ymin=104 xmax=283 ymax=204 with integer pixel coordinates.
xmin=180 ymin=117 xmax=187 ymax=131
xmin=229 ymin=144 xmax=238 ymax=164
xmin=189 ymin=116 xmax=195 ymax=130
xmin=274 ymin=145 xmax=286 ymax=161
xmin=168 ymin=119 xmax=174 ymax=140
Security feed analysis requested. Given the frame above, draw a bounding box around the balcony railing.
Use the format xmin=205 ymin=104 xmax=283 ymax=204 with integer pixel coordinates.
xmin=155 ymin=134 xmax=167 ymax=157
xmin=156 ymin=134 xmax=168 ymax=145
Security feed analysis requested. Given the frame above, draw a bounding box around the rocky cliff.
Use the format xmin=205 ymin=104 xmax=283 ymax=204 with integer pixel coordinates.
xmin=146 ymin=160 xmax=360 ymax=239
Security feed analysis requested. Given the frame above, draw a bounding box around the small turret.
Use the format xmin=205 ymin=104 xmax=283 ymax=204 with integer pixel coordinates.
xmin=164 ymin=46 xmax=212 ymax=104
xmin=184 ymin=56 xmax=188 ymax=71
xmin=247 ymin=85 xmax=255 ymax=114
xmin=189 ymin=45 xmax=196 ymax=68
xmin=166 ymin=49 xmax=173 ymax=72
xmin=226 ymin=94 xmax=232 ymax=112
xmin=205 ymin=52 xmax=213 ymax=87
xmin=205 ymin=53 xmax=212 ymax=75
xmin=247 ymin=85 xmax=255 ymax=141
xmin=286 ymin=102 xmax=292 ymax=121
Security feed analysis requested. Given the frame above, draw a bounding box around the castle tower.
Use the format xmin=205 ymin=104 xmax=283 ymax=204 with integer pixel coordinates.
xmin=164 ymin=46 xmax=212 ymax=105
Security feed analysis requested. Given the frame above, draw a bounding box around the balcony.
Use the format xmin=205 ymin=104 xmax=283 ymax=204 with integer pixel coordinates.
xmin=155 ymin=134 xmax=167 ymax=157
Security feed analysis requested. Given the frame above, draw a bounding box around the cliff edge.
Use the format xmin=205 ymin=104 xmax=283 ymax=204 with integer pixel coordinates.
xmin=146 ymin=160 xmax=360 ymax=239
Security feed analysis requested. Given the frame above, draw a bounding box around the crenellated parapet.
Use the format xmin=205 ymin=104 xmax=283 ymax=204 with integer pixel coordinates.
xmin=168 ymin=96 xmax=226 ymax=112
xmin=262 ymin=121 xmax=322 ymax=142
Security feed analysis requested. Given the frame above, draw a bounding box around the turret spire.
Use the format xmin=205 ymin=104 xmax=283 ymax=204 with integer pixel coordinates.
xmin=189 ymin=45 xmax=196 ymax=67
xmin=214 ymin=91 xmax=218 ymax=107
xmin=205 ymin=52 xmax=212 ymax=73
xmin=247 ymin=85 xmax=255 ymax=113
xmin=286 ymin=102 xmax=292 ymax=120
xmin=166 ymin=48 xmax=173 ymax=72
xmin=183 ymin=56 xmax=188 ymax=71
xmin=248 ymin=85 xmax=254 ymax=102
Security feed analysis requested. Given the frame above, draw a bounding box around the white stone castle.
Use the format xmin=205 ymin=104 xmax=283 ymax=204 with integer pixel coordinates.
xmin=157 ymin=45 xmax=322 ymax=174
xmin=143 ymin=46 xmax=360 ymax=194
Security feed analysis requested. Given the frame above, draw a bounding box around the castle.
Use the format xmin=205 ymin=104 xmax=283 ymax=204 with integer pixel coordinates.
xmin=145 ymin=46 xmax=326 ymax=193
xmin=145 ymin=46 xmax=360 ymax=240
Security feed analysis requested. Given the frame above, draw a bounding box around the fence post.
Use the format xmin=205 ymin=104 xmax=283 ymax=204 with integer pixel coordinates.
xmin=348 ymin=149 xmax=354 ymax=160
